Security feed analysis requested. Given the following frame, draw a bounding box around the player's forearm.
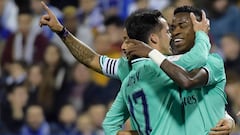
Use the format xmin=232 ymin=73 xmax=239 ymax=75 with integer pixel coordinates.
xmin=160 ymin=59 xmax=207 ymax=89
xmin=58 ymin=28 xmax=101 ymax=73
xmin=149 ymin=49 xmax=208 ymax=89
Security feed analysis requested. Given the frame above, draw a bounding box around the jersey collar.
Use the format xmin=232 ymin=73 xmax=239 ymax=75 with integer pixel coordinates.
xmin=131 ymin=58 xmax=150 ymax=64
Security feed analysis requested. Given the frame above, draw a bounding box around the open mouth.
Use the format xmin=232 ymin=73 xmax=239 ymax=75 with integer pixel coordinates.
xmin=174 ymin=38 xmax=184 ymax=46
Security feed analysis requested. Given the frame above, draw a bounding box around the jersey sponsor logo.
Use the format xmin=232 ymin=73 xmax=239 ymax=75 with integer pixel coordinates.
xmin=182 ymin=95 xmax=197 ymax=106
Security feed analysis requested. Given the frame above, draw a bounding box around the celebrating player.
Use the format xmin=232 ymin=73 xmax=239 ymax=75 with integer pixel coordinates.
xmin=39 ymin=2 xmax=234 ymax=135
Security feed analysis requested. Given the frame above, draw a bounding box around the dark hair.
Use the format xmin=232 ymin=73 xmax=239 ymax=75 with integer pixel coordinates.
xmin=7 ymin=83 xmax=27 ymax=94
xmin=124 ymin=9 xmax=164 ymax=43
xmin=104 ymin=15 xmax=124 ymax=27
xmin=174 ymin=6 xmax=202 ymax=21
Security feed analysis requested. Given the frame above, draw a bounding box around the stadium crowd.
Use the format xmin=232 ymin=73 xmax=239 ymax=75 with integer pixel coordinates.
xmin=0 ymin=0 xmax=240 ymax=134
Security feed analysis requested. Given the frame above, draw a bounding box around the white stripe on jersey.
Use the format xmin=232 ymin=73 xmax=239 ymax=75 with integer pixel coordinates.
xmin=100 ymin=56 xmax=119 ymax=78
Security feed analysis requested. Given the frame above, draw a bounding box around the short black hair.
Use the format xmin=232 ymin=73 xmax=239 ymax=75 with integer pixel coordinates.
xmin=174 ymin=6 xmax=202 ymax=21
xmin=124 ymin=9 xmax=164 ymax=44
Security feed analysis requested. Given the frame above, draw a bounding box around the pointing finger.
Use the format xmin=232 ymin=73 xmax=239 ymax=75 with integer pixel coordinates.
xmin=41 ymin=1 xmax=53 ymax=15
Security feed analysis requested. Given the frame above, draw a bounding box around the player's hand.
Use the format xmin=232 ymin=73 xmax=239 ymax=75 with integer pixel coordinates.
xmin=125 ymin=39 xmax=153 ymax=58
xmin=190 ymin=10 xmax=210 ymax=34
xmin=39 ymin=1 xmax=63 ymax=32
xmin=117 ymin=130 xmax=139 ymax=135
xmin=209 ymin=118 xmax=235 ymax=135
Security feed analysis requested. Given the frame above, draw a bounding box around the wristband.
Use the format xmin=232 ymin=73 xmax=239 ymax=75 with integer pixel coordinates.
xmin=57 ymin=27 xmax=69 ymax=39
xmin=148 ymin=49 xmax=166 ymax=66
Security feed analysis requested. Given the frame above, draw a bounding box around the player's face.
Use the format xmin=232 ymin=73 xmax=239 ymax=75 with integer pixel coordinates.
xmin=157 ymin=18 xmax=172 ymax=55
xmin=171 ymin=13 xmax=195 ymax=54
xmin=121 ymin=29 xmax=131 ymax=59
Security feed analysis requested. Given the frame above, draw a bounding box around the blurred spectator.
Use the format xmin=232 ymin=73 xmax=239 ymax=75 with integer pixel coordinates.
xmin=76 ymin=113 xmax=97 ymax=135
xmin=162 ymin=0 xmax=194 ymax=23
xmin=93 ymin=32 xmax=112 ymax=55
xmin=49 ymin=0 xmax=78 ymax=10
xmin=30 ymin=0 xmax=63 ymax=39
xmin=220 ymin=34 xmax=240 ymax=73
xmin=77 ymin=0 xmax=104 ymax=34
xmin=205 ymin=0 xmax=240 ymax=46
xmin=26 ymin=64 xmax=43 ymax=104
xmin=0 ymin=84 xmax=28 ymax=134
xmin=57 ymin=104 xmax=78 ymax=135
xmin=225 ymin=70 xmax=240 ymax=134
xmin=67 ymin=63 xmax=103 ymax=112
xmin=91 ymin=32 xmax=112 ymax=86
xmin=149 ymin=0 xmax=170 ymax=11
xmin=0 ymin=0 xmax=18 ymax=34
xmin=0 ymin=0 xmax=11 ymax=46
xmin=126 ymin=0 xmax=170 ymax=17
xmin=43 ymin=43 xmax=69 ymax=92
xmin=4 ymin=61 xmax=27 ymax=87
xmin=127 ymin=0 xmax=149 ymax=15
xmin=104 ymin=15 xmax=124 ymax=52
xmin=98 ymin=0 xmax=121 ymax=17
xmin=1 ymin=8 xmax=48 ymax=67
xmin=88 ymin=104 xmax=106 ymax=135
xmin=20 ymin=105 xmax=51 ymax=135
xmin=41 ymin=44 xmax=69 ymax=122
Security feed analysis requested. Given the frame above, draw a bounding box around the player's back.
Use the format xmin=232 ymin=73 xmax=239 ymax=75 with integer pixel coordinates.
xmin=121 ymin=58 xmax=185 ymax=135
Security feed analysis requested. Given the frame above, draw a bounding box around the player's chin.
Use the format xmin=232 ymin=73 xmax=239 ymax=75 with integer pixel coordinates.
xmin=173 ymin=45 xmax=186 ymax=54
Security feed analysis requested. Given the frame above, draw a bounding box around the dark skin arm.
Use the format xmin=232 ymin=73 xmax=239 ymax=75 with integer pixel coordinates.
xmin=160 ymin=60 xmax=208 ymax=89
xmin=125 ymin=39 xmax=207 ymax=89
xmin=39 ymin=2 xmax=101 ymax=73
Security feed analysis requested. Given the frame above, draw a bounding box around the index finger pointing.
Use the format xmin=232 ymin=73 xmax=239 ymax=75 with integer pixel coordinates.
xmin=41 ymin=1 xmax=53 ymax=15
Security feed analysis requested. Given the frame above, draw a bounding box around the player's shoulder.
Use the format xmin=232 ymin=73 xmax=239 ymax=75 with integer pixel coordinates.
xmin=208 ymin=53 xmax=224 ymax=65
xmin=135 ymin=58 xmax=160 ymax=75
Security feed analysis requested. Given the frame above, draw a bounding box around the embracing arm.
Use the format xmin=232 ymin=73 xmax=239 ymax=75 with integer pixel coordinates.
xmin=160 ymin=60 xmax=208 ymax=89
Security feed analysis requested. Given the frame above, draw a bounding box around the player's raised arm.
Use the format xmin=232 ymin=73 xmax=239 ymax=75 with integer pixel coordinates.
xmin=39 ymin=1 xmax=101 ymax=72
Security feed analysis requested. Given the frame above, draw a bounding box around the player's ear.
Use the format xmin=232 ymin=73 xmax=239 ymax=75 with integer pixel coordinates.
xmin=149 ymin=34 xmax=159 ymax=45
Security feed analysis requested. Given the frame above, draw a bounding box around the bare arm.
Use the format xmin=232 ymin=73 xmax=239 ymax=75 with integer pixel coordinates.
xmin=160 ymin=60 xmax=208 ymax=89
xmin=39 ymin=2 xmax=101 ymax=72
xmin=60 ymin=31 xmax=101 ymax=72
